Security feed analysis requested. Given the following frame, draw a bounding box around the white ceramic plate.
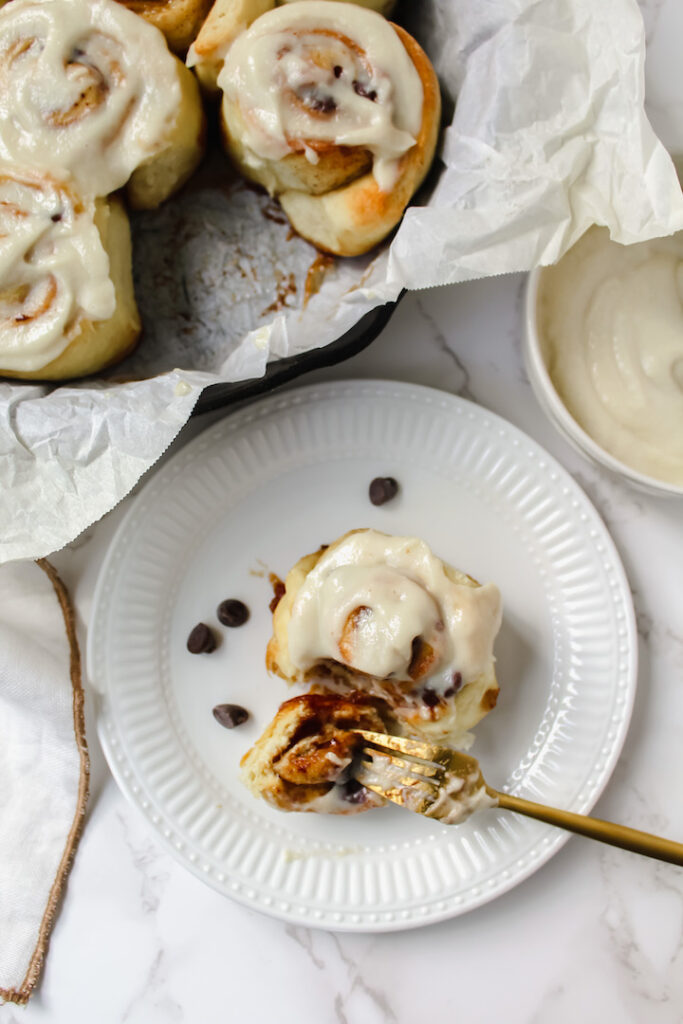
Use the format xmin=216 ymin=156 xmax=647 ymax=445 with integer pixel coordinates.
xmin=89 ymin=381 xmax=637 ymax=932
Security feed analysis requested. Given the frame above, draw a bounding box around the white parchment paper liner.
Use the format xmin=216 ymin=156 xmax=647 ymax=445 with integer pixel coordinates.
xmin=2 ymin=0 xmax=683 ymax=562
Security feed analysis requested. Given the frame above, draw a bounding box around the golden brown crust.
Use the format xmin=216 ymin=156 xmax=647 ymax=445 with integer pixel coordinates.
xmin=119 ymin=0 xmax=214 ymax=53
xmin=278 ymin=23 xmax=441 ymax=256
xmin=126 ymin=54 xmax=206 ymax=209
xmin=220 ymin=18 xmax=441 ymax=256
xmin=241 ymin=692 xmax=389 ymax=813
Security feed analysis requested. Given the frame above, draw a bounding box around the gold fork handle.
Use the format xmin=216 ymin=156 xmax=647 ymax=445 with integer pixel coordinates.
xmin=494 ymin=791 xmax=683 ymax=866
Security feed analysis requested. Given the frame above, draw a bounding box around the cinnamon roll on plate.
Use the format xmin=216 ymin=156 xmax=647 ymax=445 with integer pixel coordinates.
xmin=0 ymin=0 xmax=205 ymax=209
xmin=0 ymin=167 xmax=140 ymax=380
xmin=266 ymin=530 xmax=503 ymax=744
xmin=241 ymin=692 xmax=390 ymax=814
xmin=216 ymin=1 xmax=441 ymax=255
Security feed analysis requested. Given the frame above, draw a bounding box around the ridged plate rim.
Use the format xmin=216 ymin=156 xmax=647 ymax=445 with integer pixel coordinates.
xmin=88 ymin=380 xmax=637 ymax=932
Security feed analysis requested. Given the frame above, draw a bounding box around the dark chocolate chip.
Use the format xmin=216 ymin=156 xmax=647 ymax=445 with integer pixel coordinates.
xmin=51 ymin=213 xmax=62 ymax=223
xmin=422 ymin=687 xmax=440 ymax=708
xmin=308 ymin=94 xmax=337 ymax=113
xmin=213 ymin=704 xmax=249 ymax=728
xmin=369 ymin=476 xmax=399 ymax=506
xmin=333 ymin=64 xmax=343 ymax=78
xmin=186 ymin=623 xmax=216 ymax=654
xmin=353 ymin=80 xmax=377 ymax=102
xmin=341 ymin=778 xmax=367 ymax=803
xmin=217 ymin=598 xmax=250 ymax=628
xmin=269 ymin=580 xmax=286 ymax=614
xmin=443 ymin=674 xmax=463 ymax=698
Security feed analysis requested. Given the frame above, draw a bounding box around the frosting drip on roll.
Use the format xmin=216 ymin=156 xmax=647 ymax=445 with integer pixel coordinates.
xmin=0 ymin=0 xmax=182 ymax=196
xmin=287 ymin=530 xmax=502 ymax=693
xmin=218 ymin=0 xmax=423 ymax=191
xmin=0 ymin=167 xmax=115 ymax=372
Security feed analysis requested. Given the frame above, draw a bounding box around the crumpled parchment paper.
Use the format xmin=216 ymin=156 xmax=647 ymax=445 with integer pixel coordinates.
xmin=2 ymin=0 xmax=682 ymax=562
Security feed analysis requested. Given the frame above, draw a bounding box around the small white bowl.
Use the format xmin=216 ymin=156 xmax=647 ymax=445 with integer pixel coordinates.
xmin=523 ymin=269 xmax=683 ymax=499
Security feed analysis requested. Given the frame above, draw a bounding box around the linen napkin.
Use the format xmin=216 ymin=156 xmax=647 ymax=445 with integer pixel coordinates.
xmin=0 ymin=560 xmax=89 ymax=1006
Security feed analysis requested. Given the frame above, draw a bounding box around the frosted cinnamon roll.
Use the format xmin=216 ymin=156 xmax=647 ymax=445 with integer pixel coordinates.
xmin=187 ymin=0 xmax=395 ymax=96
xmin=0 ymin=167 xmax=140 ymax=379
xmin=241 ymin=692 xmax=389 ymax=814
xmin=119 ymin=0 xmax=214 ymax=54
xmin=267 ymin=530 xmax=502 ymax=743
xmin=217 ymin=1 xmax=440 ymax=255
xmin=0 ymin=0 xmax=205 ymax=209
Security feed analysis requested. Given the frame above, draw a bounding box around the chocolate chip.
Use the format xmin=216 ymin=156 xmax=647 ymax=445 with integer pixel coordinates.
xmin=269 ymin=580 xmax=286 ymax=614
xmin=186 ymin=623 xmax=216 ymax=654
xmin=341 ymin=779 xmax=367 ymax=803
xmin=369 ymin=476 xmax=399 ymax=506
xmin=333 ymin=64 xmax=343 ymax=78
xmin=51 ymin=213 xmax=62 ymax=223
xmin=217 ymin=598 xmax=250 ymax=628
xmin=353 ymin=80 xmax=377 ymax=102
xmin=308 ymin=94 xmax=337 ymax=113
xmin=213 ymin=704 xmax=249 ymax=728
xmin=422 ymin=687 xmax=440 ymax=708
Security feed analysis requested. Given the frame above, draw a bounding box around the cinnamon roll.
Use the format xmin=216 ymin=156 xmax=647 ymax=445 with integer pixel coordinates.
xmin=187 ymin=0 xmax=396 ymax=96
xmin=0 ymin=167 xmax=140 ymax=380
xmin=240 ymin=692 xmax=389 ymax=814
xmin=217 ymin=1 xmax=440 ymax=255
xmin=0 ymin=0 xmax=205 ymax=209
xmin=267 ymin=530 xmax=502 ymax=743
xmin=119 ymin=0 xmax=214 ymax=54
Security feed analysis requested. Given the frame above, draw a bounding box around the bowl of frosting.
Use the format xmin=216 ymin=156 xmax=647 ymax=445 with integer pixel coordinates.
xmin=524 ymin=225 xmax=683 ymax=498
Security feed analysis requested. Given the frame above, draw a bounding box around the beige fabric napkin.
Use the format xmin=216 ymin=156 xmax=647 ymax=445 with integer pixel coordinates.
xmin=0 ymin=560 xmax=89 ymax=1006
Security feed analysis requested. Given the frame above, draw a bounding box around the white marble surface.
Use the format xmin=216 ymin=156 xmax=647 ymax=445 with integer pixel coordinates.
xmin=4 ymin=2 xmax=683 ymax=1020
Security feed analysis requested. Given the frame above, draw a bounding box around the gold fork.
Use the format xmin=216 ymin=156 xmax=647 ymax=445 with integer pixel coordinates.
xmin=354 ymin=730 xmax=683 ymax=866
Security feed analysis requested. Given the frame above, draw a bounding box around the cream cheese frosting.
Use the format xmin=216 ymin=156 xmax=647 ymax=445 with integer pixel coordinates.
xmin=537 ymin=226 xmax=683 ymax=486
xmin=0 ymin=0 xmax=182 ymax=198
xmin=287 ymin=529 xmax=502 ymax=693
xmin=217 ymin=0 xmax=423 ymax=191
xmin=0 ymin=168 xmax=115 ymax=372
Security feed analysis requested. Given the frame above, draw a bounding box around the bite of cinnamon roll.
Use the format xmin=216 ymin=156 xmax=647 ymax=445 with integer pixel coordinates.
xmin=215 ymin=0 xmax=441 ymax=255
xmin=240 ymin=692 xmax=390 ymax=814
xmin=266 ymin=529 xmax=502 ymax=744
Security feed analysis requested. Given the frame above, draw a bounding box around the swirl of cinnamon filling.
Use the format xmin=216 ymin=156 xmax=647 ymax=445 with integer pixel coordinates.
xmin=0 ymin=167 xmax=117 ymax=374
xmin=0 ymin=0 xmax=203 ymax=205
xmin=287 ymin=530 xmax=501 ymax=690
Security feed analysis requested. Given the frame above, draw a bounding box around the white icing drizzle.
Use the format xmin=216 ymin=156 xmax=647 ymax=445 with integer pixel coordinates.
xmin=0 ymin=167 xmax=115 ymax=372
xmin=0 ymin=0 xmax=182 ymax=197
xmin=287 ymin=530 xmax=502 ymax=691
xmin=218 ymin=0 xmax=423 ymax=191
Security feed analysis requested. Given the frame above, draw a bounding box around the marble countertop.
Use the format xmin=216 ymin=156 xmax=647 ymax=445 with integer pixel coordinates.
xmin=6 ymin=2 xmax=683 ymax=1021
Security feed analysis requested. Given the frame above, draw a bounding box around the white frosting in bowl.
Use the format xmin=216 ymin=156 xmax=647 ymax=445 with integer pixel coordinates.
xmin=535 ymin=226 xmax=683 ymax=489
